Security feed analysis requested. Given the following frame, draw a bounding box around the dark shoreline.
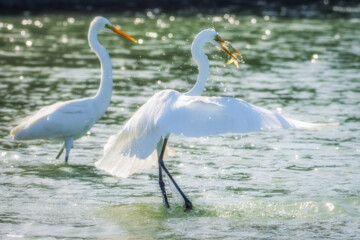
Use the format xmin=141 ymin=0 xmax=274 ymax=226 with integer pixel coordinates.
xmin=1 ymin=0 xmax=359 ymax=17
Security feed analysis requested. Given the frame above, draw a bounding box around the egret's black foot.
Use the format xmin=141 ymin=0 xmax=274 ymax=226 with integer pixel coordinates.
xmin=159 ymin=181 xmax=170 ymax=208
xmin=65 ymin=156 xmax=69 ymax=163
xmin=163 ymin=199 xmax=170 ymax=208
xmin=184 ymin=199 xmax=193 ymax=210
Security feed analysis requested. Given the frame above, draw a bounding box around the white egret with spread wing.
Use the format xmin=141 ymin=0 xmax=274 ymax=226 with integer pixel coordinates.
xmin=96 ymin=29 xmax=324 ymax=210
xmin=10 ymin=16 xmax=136 ymax=162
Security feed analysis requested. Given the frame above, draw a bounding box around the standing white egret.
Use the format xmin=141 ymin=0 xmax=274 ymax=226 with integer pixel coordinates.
xmin=10 ymin=16 xmax=136 ymax=162
xmin=96 ymin=29 xmax=324 ymax=210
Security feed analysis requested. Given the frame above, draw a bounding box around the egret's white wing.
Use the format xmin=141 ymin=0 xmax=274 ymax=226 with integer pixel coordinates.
xmin=96 ymin=90 xmax=323 ymax=178
xmin=96 ymin=90 xmax=179 ymax=178
xmin=11 ymin=99 xmax=96 ymax=140
xmin=96 ymin=133 xmax=175 ymax=178
xmin=96 ymin=124 xmax=176 ymax=178
xmin=156 ymin=95 xmax=321 ymax=137
xmin=11 ymin=101 xmax=65 ymax=137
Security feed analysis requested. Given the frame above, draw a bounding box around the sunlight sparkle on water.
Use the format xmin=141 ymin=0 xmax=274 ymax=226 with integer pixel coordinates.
xmin=213 ymin=16 xmax=223 ymax=22
xmin=67 ymin=17 xmax=75 ymax=24
xmin=22 ymin=19 xmax=32 ymax=25
xmin=61 ymin=35 xmax=68 ymax=43
xmin=147 ymin=11 xmax=155 ymax=19
xmin=7 ymin=234 xmax=24 ymax=238
xmin=34 ymin=20 xmax=43 ymax=28
xmin=311 ymin=54 xmax=319 ymax=63
xmin=228 ymin=17 xmax=235 ymax=24
xmin=146 ymin=32 xmax=158 ymax=38
xmin=156 ymin=19 xmax=167 ymax=28
xmin=134 ymin=18 xmax=145 ymax=25
xmin=25 ymin=40 xmax=32 ymax=47
xmin=326 ymin=202 xmax=335 ymax=211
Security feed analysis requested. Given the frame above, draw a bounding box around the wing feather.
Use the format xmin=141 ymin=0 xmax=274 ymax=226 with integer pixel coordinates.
xmin=11 ymin=99 xmax=96 ymax=140
xmin=96 ymin=131 xmax=175 ymax=178
xmin=95 ymin=90 xmax=178 ymax=178
xmin=96 ymin=91 xmax=324 ymax=178
xmin=156 ymin=95 xmax=322 ymax=137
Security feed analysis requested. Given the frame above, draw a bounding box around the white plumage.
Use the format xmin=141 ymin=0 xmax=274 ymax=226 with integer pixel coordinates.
xmin=11 ymin=99 xmax=96 ymax=140
xmin=10 ymin=16 xmax=136 ymax=161
xmin=95 ymin=29 xmax=324 ymax=179
xmin=95 ymin=29 xmax=333 ymax=210
xmin=96 ymin=90 xmax=320 ymax=178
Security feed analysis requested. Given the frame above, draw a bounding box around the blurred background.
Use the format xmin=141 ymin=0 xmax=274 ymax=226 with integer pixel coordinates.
xmin=0 ymin=0 xmax=359 ymax=239
xmin=0 ymin=0 xmax=360 ymax=16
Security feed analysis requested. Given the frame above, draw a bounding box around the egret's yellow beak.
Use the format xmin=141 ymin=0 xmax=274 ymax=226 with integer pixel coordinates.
xmin=105 ymin=24 xmax=137 ymax=42
xmin=215 ymin=35 xmax=241 ymax=68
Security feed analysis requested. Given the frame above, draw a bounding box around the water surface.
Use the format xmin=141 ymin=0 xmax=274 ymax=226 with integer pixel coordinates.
xmin=0 ymin=12 xmax=359 ymax=239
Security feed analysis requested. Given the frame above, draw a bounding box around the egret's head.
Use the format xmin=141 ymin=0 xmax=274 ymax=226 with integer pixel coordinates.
xmin=90 ymin=16 xmax=136 ymax=42
xmin=214 ymin=34 xmax=242 ymax=68
xmin=192 ymin=29 xmax=242 ymax=68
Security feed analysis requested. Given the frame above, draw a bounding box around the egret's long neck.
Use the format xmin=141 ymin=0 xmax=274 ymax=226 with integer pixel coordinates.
xmin=185 ymin=33 xmax=210 ymax=96
xmin=89 ymin=28 xmax=113 ymax=116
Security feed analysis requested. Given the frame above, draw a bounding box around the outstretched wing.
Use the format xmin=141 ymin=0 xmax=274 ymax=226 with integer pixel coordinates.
xmin=156 ymin=95 xmax=322 ymax=137
xmin=96 ymin=91 xmax=325 ymax=178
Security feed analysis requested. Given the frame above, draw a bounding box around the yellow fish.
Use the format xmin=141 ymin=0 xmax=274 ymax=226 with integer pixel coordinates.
xmin=215 ymin=35 xmax=242 ymax=68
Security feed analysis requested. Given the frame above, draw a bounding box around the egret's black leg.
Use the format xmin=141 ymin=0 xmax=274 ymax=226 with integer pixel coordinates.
xmin=159 ymin=138 xmax=193 ymax=210
xmin=56 ymin=143 xmax=65 ymax=159
xmin=159 ymin=165 xmax=170 ymax=208
xmin=158 ymin=138 xmax=170 ymax=208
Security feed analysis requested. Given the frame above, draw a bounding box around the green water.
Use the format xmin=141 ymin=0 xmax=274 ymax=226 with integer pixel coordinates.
xmin=0 ymin=12 xmax=359 ymax=239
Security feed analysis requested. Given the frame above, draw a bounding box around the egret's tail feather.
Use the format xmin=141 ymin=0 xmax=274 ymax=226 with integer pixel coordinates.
xmin=10 ymin=124 xmax=28 ymax=140
xmin=287 ymin=118 xmax=339 ymax=130
xmin=10 ymin=126 xmax=20 ymax=138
